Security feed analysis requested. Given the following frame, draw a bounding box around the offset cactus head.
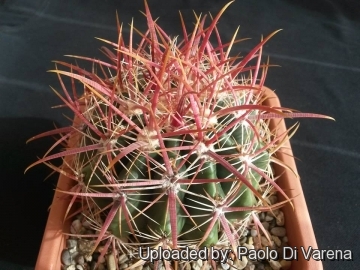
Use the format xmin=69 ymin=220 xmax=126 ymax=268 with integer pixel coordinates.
xmin=26 ymin=1 xmax=333 ymax=268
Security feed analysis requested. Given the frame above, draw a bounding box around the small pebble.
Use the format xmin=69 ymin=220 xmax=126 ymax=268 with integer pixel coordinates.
xmin=268 ymin=260 xmax=281 ymax=270
xmin=282 ymin=236 xmax=288 ymax=243
xmin=268 ymin=196 xmax=278 ymax=205
xmin=240 ymin=237 xmax=247 ymax=244
xmin=67 ymin=239 xmax=78 ymax=249
xmin=70 ymin=220 xmax=83 ymax=234
xmin=271 ymin=236 xmax=281 ymax=247
xmin=66 ymin=265 xmax=76 ymax=270
xmin=82 ymin=220 xmax=91 ymax=228
xmin=244 ymin=265 xmax=255 ymax=270
xmin=243 ymin=243 xmax=255 ymax=250
xmin=221 ymin=262 xmax=230 ymax=270
xmin=275 ymin=211 xmax=285 ymax=226
xmin=268 ymin=220 xmax=276 ymax=230
xmin=118 ymin=254 xmax=129 ymax=264
xmin=61 ymin=250 xmax=75 ymax=266
xmin=76 ymin=265 xmax=84 ymax=270
xmin=253 ymin=236 xmax=263 ymax=250
xmin=265 ymin=215 xmax=274 ymax=222
xmin=69 ymin=245 xmax=77 ymax=254
xmin=261 ymin=222 xmax=269 ymax=231
xmin=107 ymin=253 xmax=116 ymax=270
xmin=247 ymin=236 xmax=254 ymax=245
xmin=234 ymin=257 xmax=248 ymax=270
xmin=241 ymin=229 xmax=250 ymax=237
xmin=250 ymin=229 xmax=258 ymax=237
xmin=95 ymin=263 xmax=106 ymax=270
xmin=76 ymin=255 xmax=85 ymax=265
xmin=270 ymin=227 xmax=286 ymax=237
xmin=120 ymin=263 xmax=129 ymax=269
xmin=84 ymin=254 xmax=92 ymax=262
xmin=260 ymin=236 xmax=273 ymax=247
xmin=193 ymin=263 xmax=201 ymax=270
xmin=268 ymin=210 xmax=279 ymax=218
xmin=78 ymin=239 xmax=95 ymax=254
xmin=279 ymin=260 xmax=292 ymax=270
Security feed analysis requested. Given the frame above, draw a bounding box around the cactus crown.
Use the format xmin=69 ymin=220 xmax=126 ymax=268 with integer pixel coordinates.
xmin=27 ymin=1 xmax=332 ymax=268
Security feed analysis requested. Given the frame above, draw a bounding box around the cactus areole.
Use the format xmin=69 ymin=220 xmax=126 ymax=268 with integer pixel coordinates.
xmin=27 ymin=1 xmax=332 ymax=268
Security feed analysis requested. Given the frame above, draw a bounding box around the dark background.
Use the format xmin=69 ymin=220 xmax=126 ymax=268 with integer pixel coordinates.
xmin=0 ymin=0 xmax=359 ymax=269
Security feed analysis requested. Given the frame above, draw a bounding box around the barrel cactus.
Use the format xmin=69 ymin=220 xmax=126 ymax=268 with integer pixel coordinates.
xmin=27 ymin=1 xmax=331 ymax=269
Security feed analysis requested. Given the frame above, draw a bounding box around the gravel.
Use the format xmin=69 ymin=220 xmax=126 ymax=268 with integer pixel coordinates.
xmin=60 ymin=193 xmax=292 ymax=270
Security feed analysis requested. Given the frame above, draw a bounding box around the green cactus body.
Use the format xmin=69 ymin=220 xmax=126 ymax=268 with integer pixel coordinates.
xmin=108 ymin=153 xmax=156 ymax=238
xmin=182 ymin=161 xmax=223 ymax=246
xmin=78 ymin=91 xmax=272 ymax=246
xmin=146 ymin=137 xmax=187 ymax=237
xmin=213 ymin=117 xmax=268 ymax=220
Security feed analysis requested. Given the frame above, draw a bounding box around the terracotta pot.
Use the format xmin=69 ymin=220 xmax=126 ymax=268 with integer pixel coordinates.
xmin=35 ymin=87 xmax=322 ymax=270
xmin=262 ymin=88 xmax=322 ymax=270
